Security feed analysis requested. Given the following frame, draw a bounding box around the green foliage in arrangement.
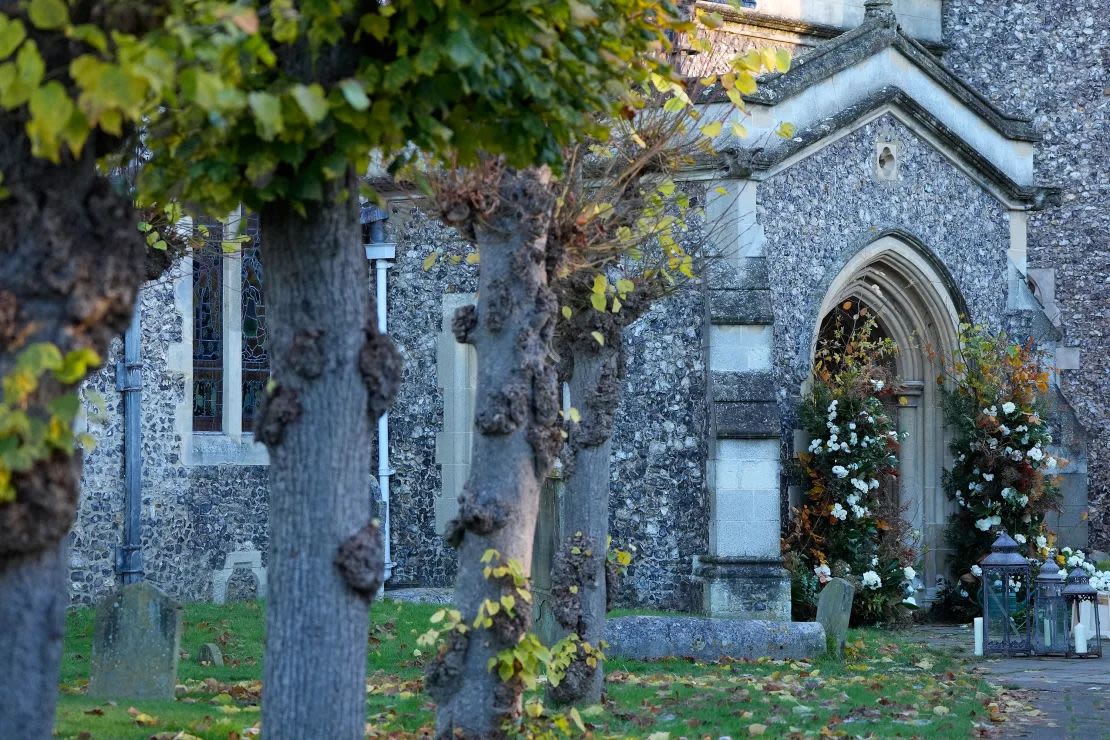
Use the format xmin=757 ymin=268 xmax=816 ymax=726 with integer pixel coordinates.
xmin=935 ymin=324 xmax=1063 ymax=620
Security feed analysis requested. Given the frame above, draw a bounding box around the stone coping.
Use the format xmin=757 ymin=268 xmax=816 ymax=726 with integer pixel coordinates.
xmin=605 ymin=615 xmax=826 ymax=662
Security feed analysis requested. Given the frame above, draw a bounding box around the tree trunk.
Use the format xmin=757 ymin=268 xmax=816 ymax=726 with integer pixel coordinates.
xmin=0 ymin=102 xmax=146 ymax=735
xmin=549 ymin=345 xmax=620 ymax=706
xmin=429 ymin=166 xmax=561 ymax=738
xmin=0 ymin=542 xmax=68 ymax=739
xmin=258 ymin=174 xmax=400 ymax=740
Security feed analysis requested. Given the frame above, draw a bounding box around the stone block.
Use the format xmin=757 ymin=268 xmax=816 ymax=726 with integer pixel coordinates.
xmin=710 ymin=289 xmax=774 ymax=324
xmin=606 ymin=616 xmax=825 ymax=662
xmin=716 ymin=401 xmax=780 ymax=438
xmin=709 ymin=325 xmax=773 ymax=372
xmin=712 ymin=371 xmax=777 ymax=403
xmin=88 ymin=582 xmax=182 ymax=700
xmin=717 ymin=438 xmax=779 ymax=464
xmin=695 ymin=557 xmax=791 ymax=620
xmin=738 ymin=460 xmax=779 ymax=490
xmin=815 ymin=578 xmax=856 ymax=658
xmin=712 ymin=517 xmax=780 ymax=558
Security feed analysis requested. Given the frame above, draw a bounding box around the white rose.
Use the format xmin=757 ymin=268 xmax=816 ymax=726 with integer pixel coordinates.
xmin=975 ymin=518 xmax=992 ymax=531
xmin=831 ymin=465 xmax=849 ymax=478
xmin=831 ymin=503 xmax=848 ymax=520
xmin=903 ymin=566 xmax=916 ymax=582
xmin=1014 ymin=534 xmax=1027 ymax=544
xmin=862 ymin=570 xmax=882 ymax=590
xmin=871 ymin=380 xmax=884 ymax=391
xmin=970 ymin=564 xmax=982 ymax=577
xmin=869 ymin=479 xmax=880 ymax=490
xmin=1002 ymin=401 xmax=1016 ymax=415
xmin=1036 ymin=535 xmax=1047 ymax=549
xmin=851 ymin=478 xmax=868 ymax=493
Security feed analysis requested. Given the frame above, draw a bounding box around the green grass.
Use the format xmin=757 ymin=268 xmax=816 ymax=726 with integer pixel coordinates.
xmin=57 ymin=600 xmax=1006 ymax=739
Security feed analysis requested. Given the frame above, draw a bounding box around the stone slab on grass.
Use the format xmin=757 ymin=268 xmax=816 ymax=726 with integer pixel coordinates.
xmin=606 ymin=616 xmax=826 ymax=662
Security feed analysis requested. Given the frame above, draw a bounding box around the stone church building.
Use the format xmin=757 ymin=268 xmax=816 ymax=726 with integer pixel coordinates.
xmin=71 ymin=0 xmax=1107 ymax=617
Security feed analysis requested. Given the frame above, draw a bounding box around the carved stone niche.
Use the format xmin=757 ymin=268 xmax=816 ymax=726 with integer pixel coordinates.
xmin=211 ymin=548 xmax=267 ymax=604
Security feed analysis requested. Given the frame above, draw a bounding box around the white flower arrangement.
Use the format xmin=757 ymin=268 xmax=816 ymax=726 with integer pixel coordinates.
xmin=830 ymin=503 xmax=848 ymax=520
xmin=861 ymin=570 xmax=882 ymax=590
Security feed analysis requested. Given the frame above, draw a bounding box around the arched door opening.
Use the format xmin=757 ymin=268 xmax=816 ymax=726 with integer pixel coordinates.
xmin=809 ymin=235 xmax=963 ymax=602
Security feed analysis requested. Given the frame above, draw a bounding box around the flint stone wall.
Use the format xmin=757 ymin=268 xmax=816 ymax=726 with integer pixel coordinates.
xmin=942 ymin=0 xmax=1109 ymax=550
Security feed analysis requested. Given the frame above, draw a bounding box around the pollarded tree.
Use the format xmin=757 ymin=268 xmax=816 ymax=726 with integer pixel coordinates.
xmin=0 ymin=0 xmax=730 ymax=738
xmin=544 ymin=41 xmax=793 ymax=705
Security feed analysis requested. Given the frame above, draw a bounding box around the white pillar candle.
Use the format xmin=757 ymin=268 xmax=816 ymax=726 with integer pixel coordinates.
xmin=1080 ymin=601 xmax=1094 ymax=628
xmin=1043 ymin=618 xmax=1052 ymax=648
xmin=1075 ymin=622 xmax=1088 ymax=654
xmin=974 ymin=617 xmax=984 ymax=656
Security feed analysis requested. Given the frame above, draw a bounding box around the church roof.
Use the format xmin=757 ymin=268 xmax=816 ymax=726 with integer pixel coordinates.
xmin=703 ymin=4 xmax=1048 ymax=201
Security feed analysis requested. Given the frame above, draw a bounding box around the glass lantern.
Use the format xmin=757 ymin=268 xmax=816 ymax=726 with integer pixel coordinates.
xmin=1032 ymin=557 xmax=1069 ymax=655
xmin=1063 ymin=567 xmax=1104 ymax=659
xmin=979 ymin=531 xmax=1033 ymax=656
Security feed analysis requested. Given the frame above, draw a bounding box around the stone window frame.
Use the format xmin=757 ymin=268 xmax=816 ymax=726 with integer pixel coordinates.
xmin=433 ymin=293 xmax=478 ymax=532
xmin=172 ymin=207 xmax=270 ymax=466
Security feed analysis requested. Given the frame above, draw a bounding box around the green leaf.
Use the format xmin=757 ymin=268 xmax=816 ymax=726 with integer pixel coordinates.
xmin=591 ymin=273 xmax=607 ymax=294
xmin=589 ymin=292 xmax=606 ymax=312
xmin=591 ymin=331 xmax=605 ymax=346
xmin=17 ymin=342 xmax=63 ymax=373
xmin=561 ymin=305 xmax=572 ymax=319
xmin=0 ymin=16 xmax=27 ymax=59
xmin=444 ymin=29 xmax=479 ymax=67
xmin=47 ymin=393 xmax=80 ymax=421
xmin=248 ymin=91 xmax=283 ymax=140
xmin=0 ymin=41 xmax=44 ymax=109
xmin=28 ymin=0 xmax=69 ymax=30
xmin=65 ymin=23 xmax=108 ymax=54
xmin=54 ymin=347 xmax=100 ymax=384
xmin=26 ymin=81 xmax=74 ymax=162
xmin=338 ymin=79 xmax=370 ymax=111
xmin=290 ymin=83 xmax=328 ymax=124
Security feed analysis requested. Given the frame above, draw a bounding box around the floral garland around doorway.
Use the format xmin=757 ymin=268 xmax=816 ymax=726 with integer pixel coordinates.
xmin=784 ymin=306 xmax=917 ymax=626
xmin=935 ymin=324 xmax=1064 ymax=620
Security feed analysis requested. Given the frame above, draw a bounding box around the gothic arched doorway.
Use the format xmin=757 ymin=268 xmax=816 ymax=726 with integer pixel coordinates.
xmin=810 ymin=235 xmax=963 ymax=602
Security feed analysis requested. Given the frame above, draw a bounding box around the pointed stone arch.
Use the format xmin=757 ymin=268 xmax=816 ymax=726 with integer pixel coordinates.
xmin=809 ymin=233 xmax=964 ymax=600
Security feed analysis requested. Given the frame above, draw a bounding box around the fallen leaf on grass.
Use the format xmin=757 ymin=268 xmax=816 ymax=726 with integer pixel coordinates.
xmin=127 ymin=706 xmax=158 ymax=726
xmin=934 ymin=705 xmax=950 ymax=716
xmin=83 ymin=707 xmax=104 ymax=716
xmin=748 ymin=723 xmax=768 ymax=736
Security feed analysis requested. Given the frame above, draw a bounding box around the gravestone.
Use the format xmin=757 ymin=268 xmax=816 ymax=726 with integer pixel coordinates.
xmin=197 ymin=642 xmax=224 ymax=667
xmin=88 ymin=582 xmax=182 ymax=700
xmin=816 ymin=577 xmax=855 ymax=658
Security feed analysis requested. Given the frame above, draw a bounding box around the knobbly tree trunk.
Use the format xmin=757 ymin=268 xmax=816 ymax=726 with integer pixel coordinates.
xmin=0 ymin=115 xmax=147 ymax=737
xmin=548 ymin=275 xmax=655 ymax=707
xmin=427 ymin=166 xmax=562 ymax=738
xmin=257 ymin=175 xmax=400 ymax=739
xmin=548 ymin=346 xmax=619 ymax=706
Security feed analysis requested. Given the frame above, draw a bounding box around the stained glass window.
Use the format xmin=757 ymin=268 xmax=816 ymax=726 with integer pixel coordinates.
xmin=192 ymin=219 xmax=224 ymax=432
xmin=240 ymin=212 xmax=269 ymax=429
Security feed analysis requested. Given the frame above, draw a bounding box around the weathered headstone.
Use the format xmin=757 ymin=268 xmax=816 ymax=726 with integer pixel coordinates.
xmin=197 ymin=642 xmax=224 ymax=667
xmin=88 ymin=582 xmax=182 ymax=700
xmin=816 ymin=577 xmax=855 ymax=658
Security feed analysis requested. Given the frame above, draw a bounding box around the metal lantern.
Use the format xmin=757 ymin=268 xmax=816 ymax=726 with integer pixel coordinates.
xmin=979 ymin=531 xmax=1033 ymax=656
xmin=1032 ymin=557 xmax=1069 ymax=655
xmin=1063 ymin=567 xmax=1104 ymax=659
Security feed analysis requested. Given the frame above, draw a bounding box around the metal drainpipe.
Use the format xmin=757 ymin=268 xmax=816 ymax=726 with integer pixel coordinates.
xmin=114 ymin=301 xmax=144 ymax=584
xmin=362 ymin=205 xmax=396 ymax=587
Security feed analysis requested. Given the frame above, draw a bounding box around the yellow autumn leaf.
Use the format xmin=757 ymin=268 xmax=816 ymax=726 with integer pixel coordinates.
xmin=591 ymin=331 xmax=604 ymax=346
xmin=561 ymin=305 xmax=572 ymax=319
xmin=699 ymin=121 xmax=722 ymax=138
xmin=422 ymin=252 xmax=438 ymax=271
